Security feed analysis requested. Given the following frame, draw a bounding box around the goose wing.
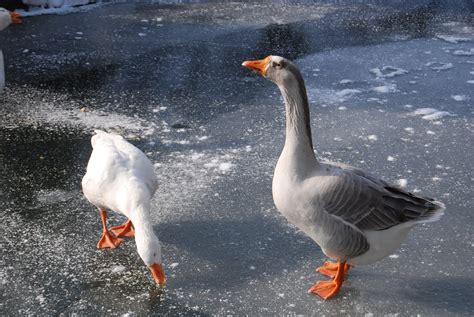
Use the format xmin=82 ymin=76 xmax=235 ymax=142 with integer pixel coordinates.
xmin=319 ymin=163 xmax=445 ymax=232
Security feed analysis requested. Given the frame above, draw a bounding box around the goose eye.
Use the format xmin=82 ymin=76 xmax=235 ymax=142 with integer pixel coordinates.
xmin=273 ymin=61 xmax=281 ymax=68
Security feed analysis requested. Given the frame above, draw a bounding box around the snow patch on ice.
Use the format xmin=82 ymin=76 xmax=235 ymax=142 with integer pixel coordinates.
xmin=169 ymin=263 xmax=179 ymax=269
xmin=339 ymin=79 xmax=353 ymax=84
xmin=452 ymin=49 xmax=474 ymax=56
xmin=370 ymin=66 xmax=408 ymax=78
xmin=389 ymin=254 xmax=400 ymax=259
xmin=336 ymin=89 xmax=361 ymax=97
xmin=372 ymin=84 xmax=397 ymax=93
xmin=436 ymin=34 xmax=471 ymax=44
xmin=387 ymin=156 xmax=396 ymax=162
xmin=426 ymin=62 xmax=453 ymax=71
xmin=451 ymin=95 xmax=468 ymax=101
xmin=218 ymin=162 xmax=234 ymax=173
xmin=17 ymin=1 xmax=107 ymax=17
xmin=410 ymin=108 xmax=453 ymax=121
xmin=367 ymin=135 xmax=378 ymax=141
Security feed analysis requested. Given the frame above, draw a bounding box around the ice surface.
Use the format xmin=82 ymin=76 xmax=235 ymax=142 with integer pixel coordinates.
xmin=1 ymin=2 xmax=473 ymax=316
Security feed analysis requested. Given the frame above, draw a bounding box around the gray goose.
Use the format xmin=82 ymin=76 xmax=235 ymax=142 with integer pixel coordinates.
xmin=242 ymin=55 xmax=445 ymax=300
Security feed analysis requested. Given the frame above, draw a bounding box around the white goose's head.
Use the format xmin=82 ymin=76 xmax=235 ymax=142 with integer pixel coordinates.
xmin=242 ymin=55 xmax=304 ymax=88
xmin=135 ymin=226 xmax=166 ymax=286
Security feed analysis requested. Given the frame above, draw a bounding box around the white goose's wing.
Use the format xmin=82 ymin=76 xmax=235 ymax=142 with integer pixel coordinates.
xmin=313 ymin=163 xmax=445 ymax=259
xmin=84 ymin=130 xmax=158 ymax=197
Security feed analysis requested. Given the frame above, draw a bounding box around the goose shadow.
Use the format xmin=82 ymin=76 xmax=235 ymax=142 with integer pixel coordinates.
xmin=156 ymin=217 xmax=322 ymax=290
xmin=398 ymin=275 xmax=474 ymax=315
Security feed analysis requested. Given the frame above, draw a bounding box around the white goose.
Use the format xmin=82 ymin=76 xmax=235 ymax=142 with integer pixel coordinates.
xmin=82 ymin=130 xmax=166 ymax=286
xmin=1 ymin=8 xmax=20 ymax=92
xmin=242 ymin=56 xmax=445 ymax=300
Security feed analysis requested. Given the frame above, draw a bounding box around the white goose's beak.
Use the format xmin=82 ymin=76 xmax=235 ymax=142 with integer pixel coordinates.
xmin=149 ymin=263 xmax=166 ymax=286
xmin=242 ymin=55 xmax=272 ymax=76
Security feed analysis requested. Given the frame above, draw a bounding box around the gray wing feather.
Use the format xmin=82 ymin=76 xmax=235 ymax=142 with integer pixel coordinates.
xmin=321 ymin=164 xmax=444 ymax=232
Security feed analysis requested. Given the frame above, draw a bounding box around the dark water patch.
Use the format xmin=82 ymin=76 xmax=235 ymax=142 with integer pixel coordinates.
xmin=0 ymin=126 xmax=91 ymax=213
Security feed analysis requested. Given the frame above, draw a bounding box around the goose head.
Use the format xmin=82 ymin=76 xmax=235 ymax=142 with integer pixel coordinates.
xmin=135 ymin=225 xmax=166 ymax=286
xmin=242 ymin=55 xmax=304 ymax=88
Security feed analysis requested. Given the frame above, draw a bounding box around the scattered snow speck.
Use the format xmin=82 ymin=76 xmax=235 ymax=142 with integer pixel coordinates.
xmin=74 ymin=36 xmax=82 ymax=40
xmin=435 ymin=165 xmax=444 ymax=169
xmin=138 ymin=33 xmax=146 ymax=37
xmin=368 ymin=135 xmax=378 ymax=141
xmin=23 ymin=49 xmax=29 ymax=53
xmin=338 ymin=106 xmax=347 ymax=110
xmin=169 ymin=263 xmax=179 ymax=269
xmin=403 ymin=104 xmax=413 ymax=109
xmin=432 ymin=177 xmax=442 ymax=181
xmin=467 ymin=80 xmax=474 ymax=84
xmin=197 ymin=136 xmax=208 ymax=141
xmin=141 ymin=19 xmax=149 ymax=23
xmin=387 ymin=156 xmax=396 ymax=162
xmin=427 ymin=130 xmax=436 ymax=135
xmin=334 ymin=137 xmax=343 ymax=141
xmin=404 ymin=127 xmax=414 ymax=133
xmin=245 ymin=145 xmax=252 ymax=152
xmin=218 ymin=162 xmax=234 ymax=173
xmin=397 ymin=179 xmax=407 ymax=188
xmin=370 ymin=66 xmax=408 ymax=78
xmin=389 ymin=254 xmax=400 ymax=259
xmin=451 ymin=95 xmax=467 ymax=101
xmin=111 ymin=265 xmax=126 ymax=274
xmin=249 ymin=266 xmax=256 ymax=270
xmin=36 ymin=294 xmax=46 ymax=304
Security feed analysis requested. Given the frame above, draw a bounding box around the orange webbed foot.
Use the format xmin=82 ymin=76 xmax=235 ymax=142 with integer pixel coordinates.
xmin=110 ymin=219 xmax=135 ymax=238
xmin=316 ymin=261 xmax=351 ymax=278
xmin=310 ymin=260 xmax=347 ymax=300
xmin=97 ymin=230 xmax=123 ymax=249
xmin=10 ymin=12 xmax=22 ymax=24
xmin=308 ymin=280 xmax=341 ymax=300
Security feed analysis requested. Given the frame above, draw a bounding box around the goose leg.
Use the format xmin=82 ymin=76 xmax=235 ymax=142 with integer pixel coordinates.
xmin=110 ymin=219 xmax=135 ymax=238
xmin=308 ymin=260 xmax=346 ymax=300
xmin=316 ymin=261 xmax=351 ymax=278
xmin=97 ymin=208 xmax=123 ymax=249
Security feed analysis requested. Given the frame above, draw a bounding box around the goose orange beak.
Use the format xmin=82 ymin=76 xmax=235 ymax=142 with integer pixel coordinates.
xmin=242 ymin=55 xmax=272 ymax=76
xmin=149 ymin=263 xmax=166 ymax=286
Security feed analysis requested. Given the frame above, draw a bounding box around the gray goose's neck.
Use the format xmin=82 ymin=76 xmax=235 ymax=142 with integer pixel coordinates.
xmin=277 ymin=77 xmax=318 ymax=166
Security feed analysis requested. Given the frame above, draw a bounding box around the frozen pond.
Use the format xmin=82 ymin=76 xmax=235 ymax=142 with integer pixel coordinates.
xmin=0 ymin=1 xmax=473 ymax=315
